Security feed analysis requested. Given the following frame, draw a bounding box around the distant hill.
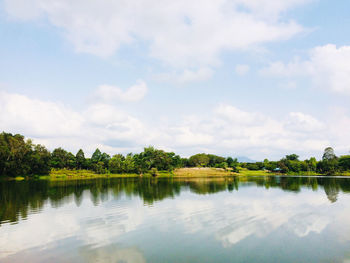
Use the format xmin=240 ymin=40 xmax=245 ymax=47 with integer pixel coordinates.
xmin=236 ymin=156 xmax=257 ymax=163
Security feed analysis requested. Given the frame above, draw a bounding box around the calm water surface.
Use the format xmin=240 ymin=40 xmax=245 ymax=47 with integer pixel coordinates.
xmin=1 ymin=176 xmax=350 ymax=262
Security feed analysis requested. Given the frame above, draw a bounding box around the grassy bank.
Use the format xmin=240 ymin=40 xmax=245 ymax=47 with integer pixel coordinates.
xmin=236 ymin=168 xmax=323 ymax=176
xmin=4 ymin=167 xmax=350 ymax=181
xmin=237 ymin=168 xmax=350 ymax=177
xmin=236 ymin=169 xmax=271 ymax=176
xmin=47 ymin=167 xmax=275 ymax=179
xmin=46 ymin=168 xmax=232 ymax=180
xmin=48 ymin=169 xmax=140 ymax=180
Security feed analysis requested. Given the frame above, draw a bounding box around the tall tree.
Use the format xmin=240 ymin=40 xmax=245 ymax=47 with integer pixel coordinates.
xmin=31 ymin=144 xmax=51 ymax=175
xmin=318 ymin=147 xmax=338 ymax=174
xmin=50 ymin=148 xmax=69 ymax=169
xmin=109 ymin=154 xmax=125 ymax=173
xmin=76 ymin=149 xmax=86 ymax=169
xmin=323 ymin=147 xmax=336 ymax=161
xmin=124 ymin=154 xmax=135 ymax=173
xmin=286 ymin=154 xmax=299 ymax=161
xmin=91 ymin=148 xmax=102 ymax=163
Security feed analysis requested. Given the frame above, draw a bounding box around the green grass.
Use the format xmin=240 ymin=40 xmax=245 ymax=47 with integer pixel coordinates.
xmin=237 ymin=169 xmax=350 ymax=177
xmin=49 ymin=168 xmax=233 ymax=180
xmin=236 ymin=169 xmax=272 ymax=176
xmin=29 ymin=168 xmax=350 ymax=181
xmin=338 ymin=171 xmax=350 ymax=176
xmin=237 ymin=168 xmax=324 ymax=176
xmin=287 ymin=171 xmax=322 ymax=176
xmin=14 ymin=176 xmax=25 ymax=181
xmin=49 ymin=169 xmax=140 ymax=180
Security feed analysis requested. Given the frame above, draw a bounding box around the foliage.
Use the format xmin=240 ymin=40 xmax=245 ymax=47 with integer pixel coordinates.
xmin=0 ymin=132 xmax=49 ymax=177
xmin=318 ymin=147 xmax=339 ymax=175
xmin=286 ymin=154 xmax=299 ymax=161
xmin=75 ymin=149 xmax=86 ymax=169
xmin=188 ymin=154 xmax=210 ymax=167
xmin=2 ymin=131 xmax=350 ymax=178
xmin=323 ymin=147 xmax=336 ymax=161
xmin=339 ymin=155 xmax=350 ymax=171
xmin=188 ymin=153 xmax=232 ymax=168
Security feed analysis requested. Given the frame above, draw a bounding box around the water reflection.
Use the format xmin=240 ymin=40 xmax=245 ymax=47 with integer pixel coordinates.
xmin=1 ymin=176 xmax=350 ymax=263
xmin=1 ymin=176 xmax=349 ymax=225
xmin=80 ymin=244 xmax=146 ymax=263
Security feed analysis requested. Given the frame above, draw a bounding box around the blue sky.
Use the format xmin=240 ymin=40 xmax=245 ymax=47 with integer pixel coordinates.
xmin=1 ymin=0 xmax=350 ymax=160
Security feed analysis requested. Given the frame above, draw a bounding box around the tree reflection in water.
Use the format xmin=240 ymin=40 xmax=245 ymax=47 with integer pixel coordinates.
xmin=1 ymin=176 xmax=350 ymax=225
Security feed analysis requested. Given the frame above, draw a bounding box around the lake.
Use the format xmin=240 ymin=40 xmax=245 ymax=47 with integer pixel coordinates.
xmin=1 ymin=176 xmax=350 ymax=262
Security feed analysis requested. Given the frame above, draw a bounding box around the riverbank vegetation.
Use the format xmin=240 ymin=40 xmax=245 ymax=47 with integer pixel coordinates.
xmin=1 ymin=132 xmax=350 ymax=179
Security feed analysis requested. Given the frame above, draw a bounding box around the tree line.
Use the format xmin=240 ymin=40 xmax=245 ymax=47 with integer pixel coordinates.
xmin=242 ymin=147 xmax=350 ymax=175
xmin=1 ymin=132 xmax=350 ymax=177
xmin=0 ymin=132 xmax=237 ymax=177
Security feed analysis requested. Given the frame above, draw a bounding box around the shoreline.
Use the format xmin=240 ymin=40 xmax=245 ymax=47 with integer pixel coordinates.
xmin=4 ymin=167 xmax=350 ymax=181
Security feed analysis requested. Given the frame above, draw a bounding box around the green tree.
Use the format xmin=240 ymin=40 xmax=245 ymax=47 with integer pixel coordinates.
xmin=66 ymin=152 xmax=76 ymax=169
xmin=0 ymin=132 xmax=52 ymax=177
xmin=168 ymin=152 xmax=182 ymax=169
xmin=286 ymin=154 xmax=299 ymax=161
xmin=246 ymin=163 xmax=260 ymax=170
xmin=227 ymin=157 xmax=239 ymax=171
xmin=124 ymin=154 xmax=135 ymax=173
xmin=91 ymin=148 xmax=110 ymax=172
xmin=215 ymin=162 xmax=228 ymax=169
xmin=226 ymin=157 xmax=234 ymax=167
xmin=76 ymin=149 xmax=86 ymax=169
xmin=109 ymin=154 xmax=125 ymax=173
xmin=100 ymin=152 xmax=111 ymax=168
xmin=306 ymin=157 xmax=317 ymax=172
xmin=323 ymin=147 xmax=336 ymax=161
xmin=339 ymin=155 xmax=350 ymax=171
xmin=138 ymin=146 xmax=173 ymax=171
xmin=0 ymin=133 xmax=33 ymax=177
xmin=318 ymin=147 xmax=338 ymax=175
xmin=277 ymin=159 xmax=289 ymax=173
xmin=95 ymin=161 xmax=106 ymax=174
xmin=91 ymin=148 xmax=102 ymax=163
xmin=188 ymin=154 xmax=210 ymax=167
xmin=50 ymin=148 xmax=69 ymax=169
xmin=31 ymin=144 xmax=51 ymax=175
xmin=207 ymin=154 xmax=226 ymax=167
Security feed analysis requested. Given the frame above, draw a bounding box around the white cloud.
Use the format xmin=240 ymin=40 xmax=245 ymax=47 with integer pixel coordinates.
xmin=235 ymin=64 xmax=250 ymax=75
xmin=174 ymin=127 xmax=214 ymax=147
xmin=285 ymin=112 xmax=325 ymax=132
xmin=167 ymin=103 xmax=332 ymax=159
xmin=327 ymin=107 xmax=350 ymax=154
xmin=2 ymin=90 xmax=349 ymax=159
xmin=4 ymin=0 xmax=308 ymax=68
xmin=0 ymin=91 xmax=151 ymax=155
xmin=2 ymin=182 xmax=348 ymax=261
xmin=261 ymin=44 xmax=350 ymax=95
xmin=154 ymin=68 xmax=213 ymax=84
xmin=93 ymin=81 xmax=148 ymax=103
xmin=281 ymin=81 xmax=297 ymax=90
xmin=0 ymin=91 xmax=83 ymax=137
xmin=235 ymin=0 xmax=314 ymax=20
xmin=0 ymin=196 xmax=147 ymax=259
xmin=173 ymin=188 xmax=332 ymax=248
xmin=215 ymin=104 xmax=265 ymax=125
xmin=81 ymin=246 xmax=146 ymax=263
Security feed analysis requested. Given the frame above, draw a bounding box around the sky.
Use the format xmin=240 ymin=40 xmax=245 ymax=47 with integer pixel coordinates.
xmin=0 ymin=0 xmax=350 ymax=161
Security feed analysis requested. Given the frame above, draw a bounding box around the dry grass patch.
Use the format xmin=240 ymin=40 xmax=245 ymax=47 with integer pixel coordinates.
xmin=174 ymin=167 xmax=233 ymax=177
